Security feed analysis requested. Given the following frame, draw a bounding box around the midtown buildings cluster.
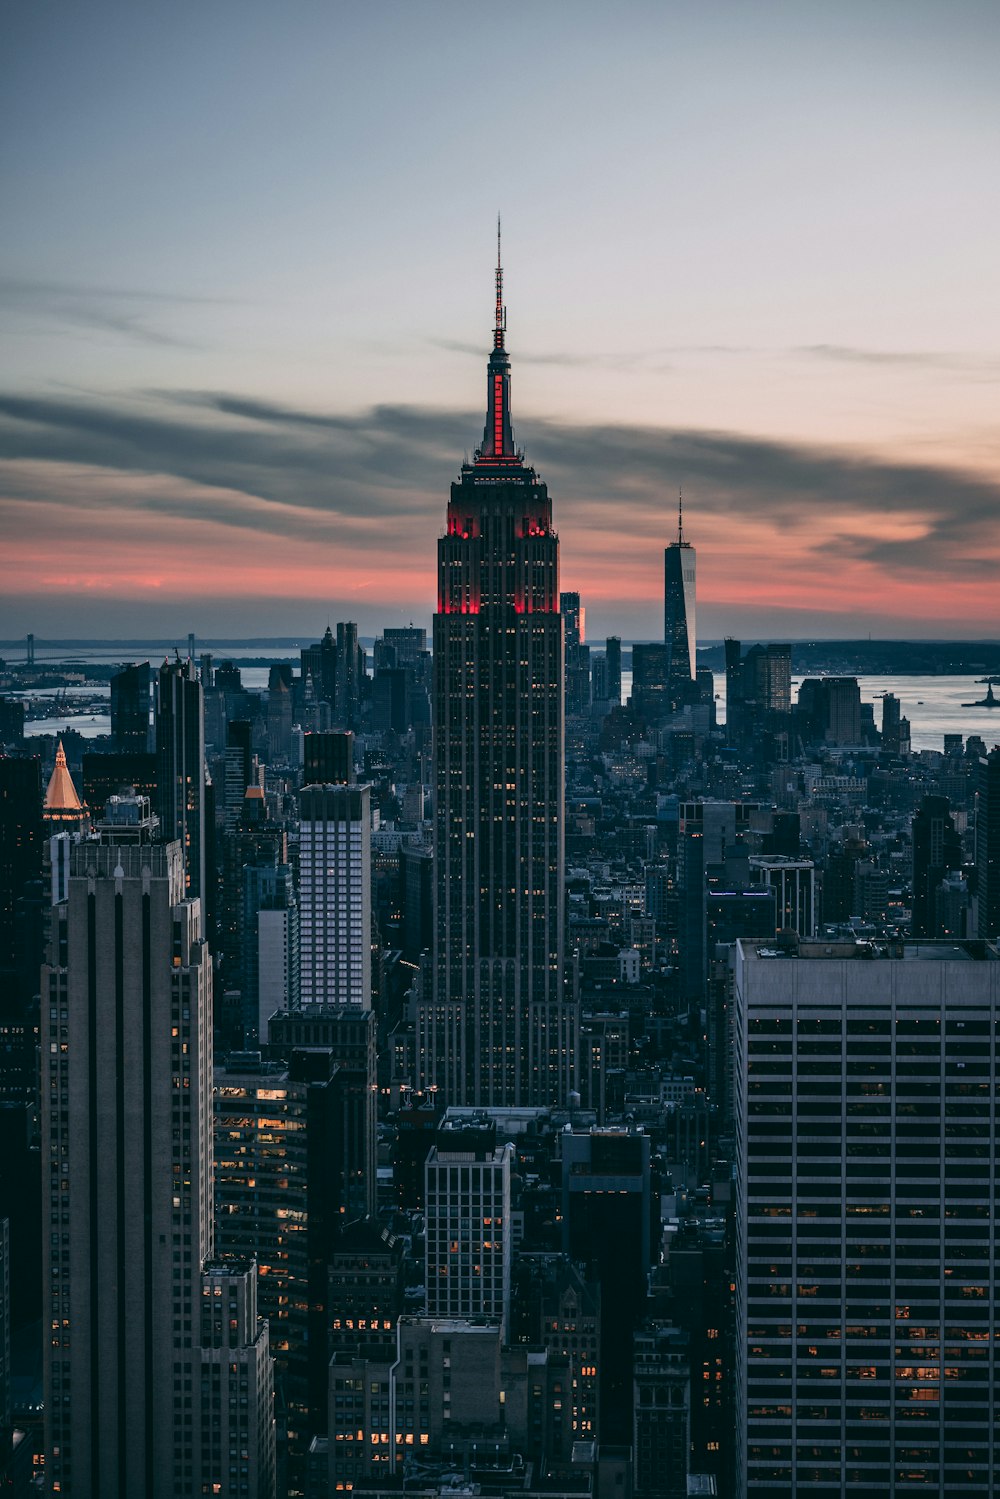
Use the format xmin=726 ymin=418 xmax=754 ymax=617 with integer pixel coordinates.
xmin=0 ymin=257 xmax=999 ymax=1498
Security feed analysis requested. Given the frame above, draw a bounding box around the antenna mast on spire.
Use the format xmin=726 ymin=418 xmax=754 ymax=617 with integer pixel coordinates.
xmin=678 ymin=487 xmax=684 ymax=544
xmin=494 ymin=214 xmax=505 ymax=350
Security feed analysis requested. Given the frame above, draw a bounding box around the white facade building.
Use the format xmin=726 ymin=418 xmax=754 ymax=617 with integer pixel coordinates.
xmin=298 ymin=783 xmax=371 ymax=1009
xmin=257 ymin=906 xmax=293 ymax=1044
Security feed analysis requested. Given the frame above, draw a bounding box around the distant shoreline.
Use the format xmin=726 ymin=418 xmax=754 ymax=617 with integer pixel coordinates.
xmin=5 ymin=637 xmax=1000 ymax=680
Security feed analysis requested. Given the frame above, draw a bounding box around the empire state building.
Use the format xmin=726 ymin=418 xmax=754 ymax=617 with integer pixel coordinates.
xmin=418 ymin=236 xmax=577 ymax=1107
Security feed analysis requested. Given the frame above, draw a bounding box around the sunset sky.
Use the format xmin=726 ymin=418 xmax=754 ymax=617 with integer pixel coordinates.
xmin=2 ymin=1 xmax=998 ymax=642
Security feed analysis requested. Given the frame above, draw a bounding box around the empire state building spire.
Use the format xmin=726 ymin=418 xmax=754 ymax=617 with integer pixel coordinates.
xmin=424 ymin=234 xmax=575 ymax=1109
xmin=494 ymin=214 xmax=505 ymax=351
xmin=476 ymin=217 xmax=518 ymax=465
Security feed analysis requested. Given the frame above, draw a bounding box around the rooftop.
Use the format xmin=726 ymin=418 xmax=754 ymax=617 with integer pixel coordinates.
xmin=743 ymin=936 xmax=998 ymax=963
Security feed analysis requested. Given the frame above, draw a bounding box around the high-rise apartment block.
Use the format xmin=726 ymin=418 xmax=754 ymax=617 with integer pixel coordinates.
xmin=735 ymin=936 xmax=1000 ymax=1498
xmin=421 ymin=238 xmax=574 ymax=1107
xmin=298 ymin=783 xmax=371 ymax=1009
xmin=42 ymin=795 xmax=273 ymax=1498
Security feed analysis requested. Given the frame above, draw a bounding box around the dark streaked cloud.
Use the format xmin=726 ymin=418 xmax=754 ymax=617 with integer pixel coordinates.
xmin=433 ymin=334 xmax=1000 ymax=379
xmin=0 ymin=276 xmax=237 ymax=350
xmin=427 ymin=337 xmax=655 ymax=371
xmin=0 ymin=386 xmax=998 ymax=571
xmin=797 ymin=343 xmax=1000 ymax=377
xmin=0 ymin=276 xmax=237 ymax=305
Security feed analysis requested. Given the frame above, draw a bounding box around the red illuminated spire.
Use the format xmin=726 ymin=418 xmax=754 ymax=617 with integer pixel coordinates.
xmin=475 ymin=217 xmax=518 ymax=465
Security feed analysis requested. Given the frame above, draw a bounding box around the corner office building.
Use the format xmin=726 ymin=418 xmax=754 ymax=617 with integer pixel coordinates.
xmin=420 ymin=236 xmax=575 ymax=1107
xmin=735 ymin=936 xmax=1000 ymax=1498
xmin=424 ymin=1117 xmax=512 ymax=1334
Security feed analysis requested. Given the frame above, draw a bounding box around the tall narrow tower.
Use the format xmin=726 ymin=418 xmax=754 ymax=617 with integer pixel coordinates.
xmin=421 ymin=229 xmax=574 ymax=1107
xmin=42 ymin=794 xmax=274 ymax=1498
xmin=664 ymin=490 xmax=696 ymax=711
xmin=155 ymin=657 xmax=206 ymax=902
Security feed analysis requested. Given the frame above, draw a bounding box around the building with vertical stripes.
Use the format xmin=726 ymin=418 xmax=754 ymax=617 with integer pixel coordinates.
xmin=42 ymin=794 xmax=273 ymax=1498
xmin=735 ymin=936 xmax=1000 ymax=1498
xmin=298 ymin=783 xmax=371 ymax=1010
xmin=420 ymin=235 xmax=574 ymax=1108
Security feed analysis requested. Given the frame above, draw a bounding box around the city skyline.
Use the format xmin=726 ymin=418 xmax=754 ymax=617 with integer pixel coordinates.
xmin=3 ymin=2 xmax=1000 ymax=641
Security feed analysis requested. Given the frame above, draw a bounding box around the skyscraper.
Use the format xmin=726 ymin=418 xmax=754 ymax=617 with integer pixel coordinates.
xmin=424 ymin=1117 xmax=512 ymax=1334
xmin=298 ymin=783 xmax=371 ymax=1009
xmin=0 ymin=758 xmax=42 ymax=995
xmin=663 ymin=490 xmax=696 ymax=711
xmin=726 ymin=639 xmax=792 ymax=754
xmin=911 ymin=793 xmax=962 ymax=938
xmin=631 ymin=642 xmax=668 ymax=725
xmin=42 ymin=794 xmax=274 ymax=1498
xmin=268 ymin=1006 xmax=377 ymax=1223
xmin=303 ymin=729 xmax=354 ymax=787
xmin=561 ymin=1129 xmax=654 ymax=1444
xmin=155 ymin=657 xmax=206 ymax=902
xmin=975 ymin=746 xmax=1000 ymax=939
xmin=214 ymin=1048 xmax=345 ymax=1470
xmin=562 ymin=590 xmax=591 ymax=716
xmin=335 ymin=621 xmax=365 ymax=731
xmin=110 ymin=660 xmax=151 ymax=752
xmin=421 ymin=232 xmax=574 ymax=1107
xmin=735 ymin=935 xmax=1000 ymax=1498
xmin=242 ymin=859 xmax=299 ymax=1043
xmin=605 ymin=635 xmax=622 ymax=707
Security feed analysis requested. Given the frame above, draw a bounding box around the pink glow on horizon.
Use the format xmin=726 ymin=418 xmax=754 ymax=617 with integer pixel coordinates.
xmin=2 ymin=458 xmax=997 ymax=635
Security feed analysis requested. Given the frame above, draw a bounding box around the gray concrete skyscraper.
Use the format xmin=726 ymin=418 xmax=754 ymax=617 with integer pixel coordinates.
xmin=735 ymin=936 xmax=1000 ymax=1498
xmin=42 ymin=794 xmax=274 ymax=1498
xmin=424 ymin=1117 xmax=512 ymax=1334
xmin=420 ymin=233 xmax=575 ymax=1106
xmin=663 ymin=490 xmax=696 ymax=711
